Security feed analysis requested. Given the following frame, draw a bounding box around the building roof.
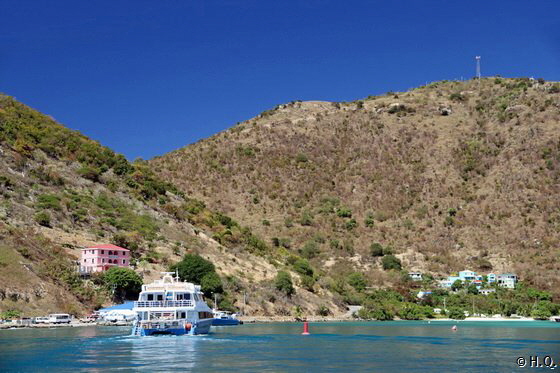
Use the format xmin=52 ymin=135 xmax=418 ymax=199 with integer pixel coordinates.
xmin=82 ymin=244 xmax=130 ymax=251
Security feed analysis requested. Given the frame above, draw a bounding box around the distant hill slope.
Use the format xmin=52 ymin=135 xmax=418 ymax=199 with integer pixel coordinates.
xmin=151 ymin=78 xmax=560 ymax=299
xmin=0 ymin=94 xmax=340 ymax=316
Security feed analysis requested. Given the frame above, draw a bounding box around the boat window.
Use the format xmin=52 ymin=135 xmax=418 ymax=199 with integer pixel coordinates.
xmin=156 ymin=294 xmax=163 ymax=301
xmin=147 ymin=294 xmax=154 ymax=301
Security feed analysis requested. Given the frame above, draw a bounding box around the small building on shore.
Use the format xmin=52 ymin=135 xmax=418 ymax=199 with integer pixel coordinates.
xmin=408 ymin=272 xmax=423 ymax=281
xmin=79 ymin=244 xmax=131 ymax=274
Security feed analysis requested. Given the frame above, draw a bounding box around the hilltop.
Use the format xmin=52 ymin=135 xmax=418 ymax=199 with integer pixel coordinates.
xmin=152 ymin=77 xmax=560 ymax=300
xmin=0 ymin=94 xmax=340 ymax=317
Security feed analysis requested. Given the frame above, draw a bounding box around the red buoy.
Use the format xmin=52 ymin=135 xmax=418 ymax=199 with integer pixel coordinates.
xmin=302 ymin=321 xmax=310 ymax=335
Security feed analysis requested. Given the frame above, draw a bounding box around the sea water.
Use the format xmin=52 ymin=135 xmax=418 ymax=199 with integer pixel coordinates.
xmin=0 ymin=321 xmax=558 ymax=372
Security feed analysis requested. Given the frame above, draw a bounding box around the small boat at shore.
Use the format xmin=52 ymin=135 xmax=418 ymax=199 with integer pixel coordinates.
xmin=212 ymin=310 xmax=242 ymax=326
xmin=131 ymin=272 xmax=214 ymax=336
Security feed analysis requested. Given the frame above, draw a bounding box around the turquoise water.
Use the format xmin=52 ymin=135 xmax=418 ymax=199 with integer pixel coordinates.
xmin=0 ymin=321 xmax=558 ymax=372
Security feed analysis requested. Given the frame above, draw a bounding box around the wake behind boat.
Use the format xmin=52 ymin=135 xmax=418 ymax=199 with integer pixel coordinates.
xmin=131 ymin=272 xmax=213 ymax=336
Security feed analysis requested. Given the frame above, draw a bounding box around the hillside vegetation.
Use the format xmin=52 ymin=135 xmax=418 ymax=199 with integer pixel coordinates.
xmin=152 ymin=78 xmax=560 ymax=300
xmin=0 ymin=94 xmax=340 ymax=317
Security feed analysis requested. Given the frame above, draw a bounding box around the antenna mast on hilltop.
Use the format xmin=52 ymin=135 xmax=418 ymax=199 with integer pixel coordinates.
xmin=475 ymin=56 xmax=481 ymax=79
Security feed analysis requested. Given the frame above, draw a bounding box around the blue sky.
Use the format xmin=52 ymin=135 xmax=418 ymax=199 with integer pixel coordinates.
xmin=2 ymin=0 xmax=559 ymax=159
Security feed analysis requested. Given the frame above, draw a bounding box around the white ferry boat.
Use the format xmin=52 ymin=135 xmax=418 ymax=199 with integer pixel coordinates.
xmin=131 ymin=272 xmax=214 ymax=336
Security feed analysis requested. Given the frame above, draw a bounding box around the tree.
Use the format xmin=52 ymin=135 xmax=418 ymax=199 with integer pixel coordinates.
xmin=447 ymin=306 xmax=466 ymax=320
xmin=200 ymin=272 xmax=223 ymax=297
xmin=451 ymin=279 xmax=464 ymax=291
xmin=467 ymin=284 xmax=479 ymax=295
xmin=531 ymin=306 xmax=551 ymax=320
xmin=275 ymin=271 xmax=294 ymax=296
xmin=382 ymin=255 xmax=402 ymax=270
xmin=398 ymin=303 xmax=424 ymax=320
xmin=171 ymin=254 xmax=215 ymax=284
xmin=102 ymin=267 xmax=142 ymax=300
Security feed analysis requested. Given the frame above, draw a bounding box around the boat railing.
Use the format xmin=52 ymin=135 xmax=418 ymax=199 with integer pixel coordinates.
xmin=134 ymin=300 xmax=194 ymax=308
xmin=139 ymin=320 xmax=184 ymax=329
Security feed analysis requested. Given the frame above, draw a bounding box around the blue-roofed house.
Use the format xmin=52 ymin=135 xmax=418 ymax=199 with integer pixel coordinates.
xmin=487 ymin=273 xmax=496 ymax=283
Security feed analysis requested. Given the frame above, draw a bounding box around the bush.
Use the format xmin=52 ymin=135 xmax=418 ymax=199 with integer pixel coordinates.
xmin=35 ymin=211 xmax=51 ymax=227
xmin=347 ymin=272 xmax=367 ymax=292
xmin=300 ymin=275 xmax=315 ymax=292
xmin=449 ymin=93 xmax=465 ymax=102
xmin=293 ymin=259 xmax=313 ymax=277
xmin=299 ymin=211 xmax=314 ymax=226
xmin=77 ymin=166 xmax=101 ymax=182
xmin=336 ymin=207 xmax=352 ymax=218
xmin=317 ymin=305 xmax=330 ymax=316
xmin=381 ymin=255 xmax=401 ymax=270
xmin=370 ymin=243 xmax=384 ymax=257
xmin=301 ymin=241 xmax=319 ymax=259
xmin=345 ymin=219 xmax=358 ymax=230
xmin=36 ymin=194 xmax=62 ymax=210
xmin=364 ymin=214 xmax=374 ymax=227
xmin=275 ymin=271 xmax=294 ymax=296
xmin=295 ymin=153 xmax=308 ymax=163
xmin=0 ymin=309 xmax=22 ymax=320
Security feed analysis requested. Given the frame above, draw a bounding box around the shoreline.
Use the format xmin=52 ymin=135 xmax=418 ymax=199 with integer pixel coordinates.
xmin=238 ymin=316 xmax=543 ymax=323
xmin=1 ymin=316 xmax=553 ymax=330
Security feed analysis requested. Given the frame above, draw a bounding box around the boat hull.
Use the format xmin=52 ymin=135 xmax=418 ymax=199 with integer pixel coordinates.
xmin=133 ymin=318 xmax=213 ymax=336
xmin=212 ymin=318 xmax=241 ymax=326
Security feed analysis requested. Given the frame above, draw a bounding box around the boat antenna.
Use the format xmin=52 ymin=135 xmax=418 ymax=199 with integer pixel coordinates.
xmin=175 ymin=269 xmax=179 ymax=281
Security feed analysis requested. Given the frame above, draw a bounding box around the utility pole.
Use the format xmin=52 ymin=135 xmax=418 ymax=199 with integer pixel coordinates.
xmin=443 ymin=297 xmax=446 ymax=313
xmin=475 ymin=56 xmax=481 ymax=79
xmin=214 ymin=293 xmax=218 ymax=310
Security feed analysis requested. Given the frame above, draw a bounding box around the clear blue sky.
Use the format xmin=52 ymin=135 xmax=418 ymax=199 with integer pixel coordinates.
xmin=2 ymin=0 xmax=559 ymax=159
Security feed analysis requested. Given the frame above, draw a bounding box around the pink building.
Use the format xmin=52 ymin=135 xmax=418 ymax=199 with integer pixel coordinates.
xmin=80 ymin=244 xmax=131 ymax=273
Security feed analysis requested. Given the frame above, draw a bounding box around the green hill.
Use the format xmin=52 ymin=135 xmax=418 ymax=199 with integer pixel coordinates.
xmin=0 ymin=94 xmax=340 ymax=317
